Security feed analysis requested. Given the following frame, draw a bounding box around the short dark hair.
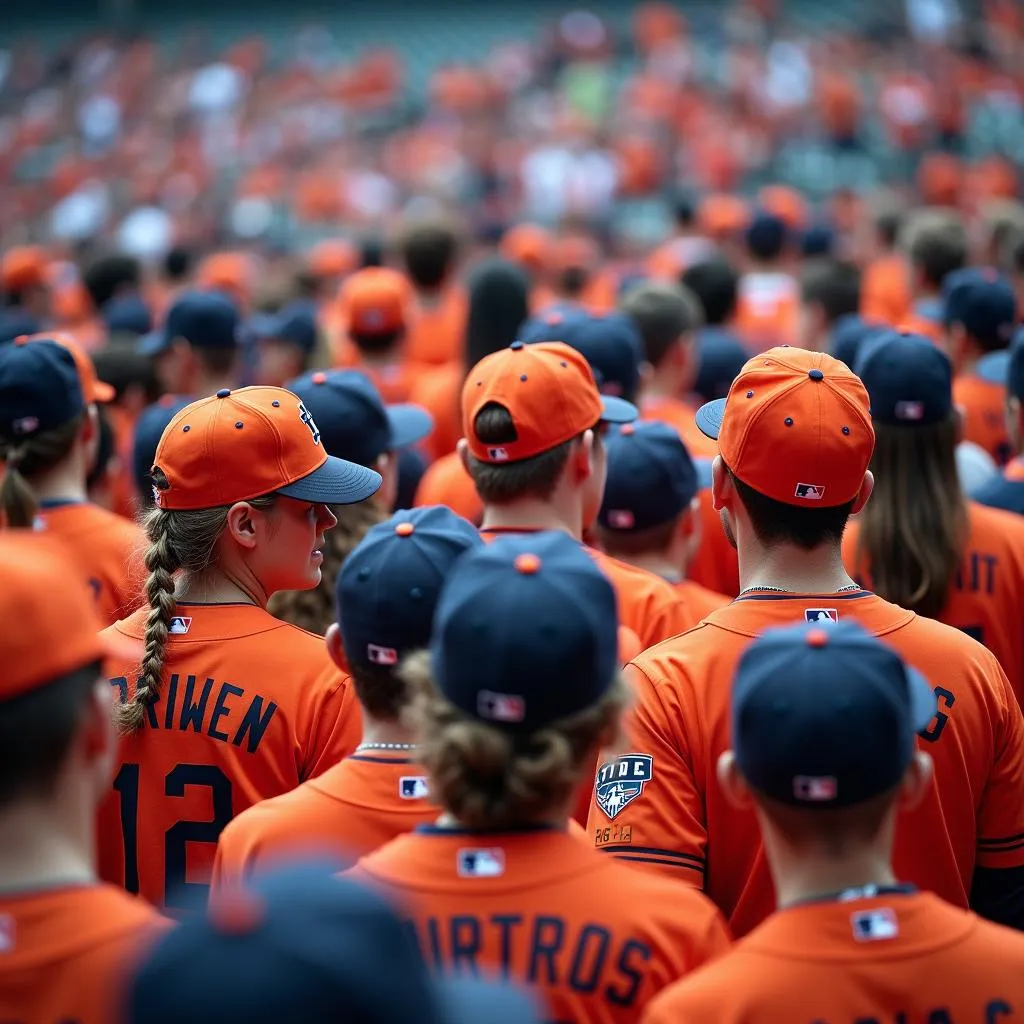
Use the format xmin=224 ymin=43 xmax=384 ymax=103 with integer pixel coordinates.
xmin=876 ymin=211 xmax=903 ymax=249
xmin=351 ymin=660 xmax=409 ymax=721
xmin=800 ymin=259 xmax=862 ymax=325
xmin=620 ymin=281 xmax=703 ymax=368
xmin=731 ymin=470 xmax=855 ymax=550
xmin=1013 ymin=233 xmax=1024 ymax=274
xmin=399 ymin=221 xmax=461 ymax=290
xmin=196 ymin=346 xmax=238 ymax=377
xmin=594 ymin=518 xmax=678 ymax=558
xmin=91 ymin=344 xmax=162 ymax=405
xmin=0 ymin=660 xmax=99 ymax=808
xmin=558 ymin=267 xmax=589 ymax=298
xmin=467 ymin=403 xmax=576 ymax=504
xmin=82 ymin=255 xmax=142 ymax=310
xmin=163 ymin=246 xmax=193 ymax=282
xmin=905 ymin=212 xmax=967 ymax=289
xmin=681 ymin=261 xmax=738 ymax=326
xmin=349 ymin=328 xmax=403 ymax=357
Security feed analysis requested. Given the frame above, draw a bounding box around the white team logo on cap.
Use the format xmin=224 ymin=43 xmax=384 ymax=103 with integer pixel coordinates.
xmin=794 ymin=482 xmax=825 ymax=500
xmin=297 ymin=401 xmax=321 ymax=445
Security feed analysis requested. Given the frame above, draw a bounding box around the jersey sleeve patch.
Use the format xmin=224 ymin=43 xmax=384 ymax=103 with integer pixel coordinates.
xmin=594 ymin=753 xmax=653 ymax=820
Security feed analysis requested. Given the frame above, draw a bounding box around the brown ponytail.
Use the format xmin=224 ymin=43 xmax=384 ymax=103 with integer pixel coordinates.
xmin=0 ymin=415 xmax=85 ymax=529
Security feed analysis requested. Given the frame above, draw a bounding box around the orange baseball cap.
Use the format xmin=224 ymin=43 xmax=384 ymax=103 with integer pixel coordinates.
xmin=695 ymin=347 xmax=874 ymax=507
xmin=308 ymin=239 xmax=358 ymax=279
xmin=0 ymin=534 xmax=138 ymax=702
xmin=16 ymin=332 xmax=115 ymax=403
xmin=697 ymin=194 xmax=750 ymax=237
xmin=152 ymin=386 xmax=382 ymax=511
xmin=343 ymin=268 xmax=407 ymax=336
xmin=462 ymin=341 xmax=637 ymax=464
xmin=1 ymin=246 xmax=48 ymax=295
xmin=500 ymin=224 xmax=552 ymax=273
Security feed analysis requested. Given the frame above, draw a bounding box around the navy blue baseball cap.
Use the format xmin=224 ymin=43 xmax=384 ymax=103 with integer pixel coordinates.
xmin=138 ymin=290 xmax=240 ymax=357
xmin=0 ymin=309 xmax=42 ymax=345
xmin=337 ymin=505 xmax=483 ymax=670
xmin=286 ymin=369 xmax=433 ymax=467
xmin=941 ymin=268 xmax=1018 ymax=349
xmin=745 ymin=211 xmax=788 ymax=261
xmin=131 ymin=395 xmax=193 ymax=500
xmin=829 ymin=314 xmax=890 ymax=371
xmin=103 ymin=293 xmax=153 ymax=337
xmin=0 ymin=339 xmax=85 ymax=440
xmin=249 ymin=299 xmax=319 ymax=355
xmin=732 ymin=620 xmax=937 ymax=808
xmin=126 ymin=865 xmax=540 ymax=1024
xmin=694 ymin=327 xmax=749 ymax=402
xmin=598 ymin=421 xmax=698 ymax=533
xmin=976 ymin=325 xmax=1024 ymax=400
xmin=431 ymin=531 xmax=619 ymax=733
xmin=855 ymin=331 xmax=953 ymax=426
xmin=520 ymin=310 xmax=643 ymax=401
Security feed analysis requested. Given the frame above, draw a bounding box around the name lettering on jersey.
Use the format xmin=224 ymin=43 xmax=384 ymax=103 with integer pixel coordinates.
xmin=400 ymin=776 xmax=429 ymax=800
xmin=108 ymin=674 xmax=279 ymax=754
xmin=804 ymin=608 xmax=838 ymax=624
xmin=595 ymin=754 xmax=653 ymax=820
xmin=850 ymin=907 xmax=898 ymax=942
xmin=297 ymin=401 xmax=321 ymax=445
xmin=954 ymin=551 xmax=998 ymax=595
xmin=409 ymin=913 xmax=651 ymax=1008
xmin=457 ymin=848 xmax=505 ymax=878
xmin=477 ymin=690 xmax=525 ymax=724
xmin=794 ymin=482 xmax=825 ymax=500
xmin=367 ymin=643 xmax=398 ymax=666
xmin=169 ymin=616 xmax=193 ymax=634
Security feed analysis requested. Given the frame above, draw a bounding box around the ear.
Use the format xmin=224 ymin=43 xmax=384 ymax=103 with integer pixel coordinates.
xmin=224 ymin=501 xmax=262 ymax=550
xmin=637 ymin=360 xmax=655 ymax=390
xmin=80 ymin=405 xmax=99 ymax=444
xmin=83 ymin=676 xmax=115 ymax=769
xmin=898 ymin=750 xmax=933 ymax=811
xmin=850 ymin=470 xmax=874 ymax=516
xmin=573 ymin=429 xmax=596 ymax=482
xmin=325 ymin=623 xmax=348 ymax=670
xmin=717 ymin=751 xmax=754 ymax=810
xmin=456 ymin=438 xmax=472 ymax=475
xmin=711 ymin=454 xmax=732 ymax=512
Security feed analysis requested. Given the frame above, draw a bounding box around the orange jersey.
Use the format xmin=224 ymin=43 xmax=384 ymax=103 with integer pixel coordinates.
xmin=589 ymin=590 xmax=1024 ymax=937
xmin=898 ymin=301 xmax=945 ymax=345
xmin=34 ymin=500 xmax=146 ymax=626
xmin=734 ymin=273 xmax=800 ymax=352
xmin=844 ymin=502 xmax=1024 ymax=707
xmin=350 ymin=825 xmax=731 ymax=1023
xmin=212 ymin=752 xmax=436 ymax=890
xmin=860 ymin=253 xmax=912 ymax=327
xmin=97 ymin=602 xmax=361 ymax=910
xmin=414 ymin=451 xmax=484 ymax=525
xmin=642 ymin=889 xmax=1024 ymax=1024
xmin=639 ymin=395 xmax=718 ymax=461
xmin=0 ymin=883 xmax=167 ymax=1024
xmin=673 ymin=579 xmax=730 ymax=619
xmin=405 ymin=287 xmax=467 ymax=368
xmin=481 ymin=527 xmax=697 ymax=650
xmin=955 ymin=372 xmax=1013 ymax=465
xmin=409 ymin=362 xmax=463 ymax=461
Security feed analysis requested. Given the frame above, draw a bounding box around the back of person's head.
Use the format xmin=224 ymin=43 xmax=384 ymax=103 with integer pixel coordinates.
xmin=0 ymin=534 xmax=130 ymax=813
xmin=464 ymin=258 xmax=530 ymax=371
xmin=163 ymin=246 xmax=194 ymax=284
xmin=619 ymin=280 xmax=703 ymax=371
xmin=745 ymin=212 xmax=788 ymax=264
xmin=724 ymin=620 xmax=935 ymax=858
xmin=693 ymin=346 xmax=875 ymax=552
xmin=117 ymin=386 xmax=382 ymax=735
xmin=1 ymin=246 xmax=49 ymax=310
xmin=332 ymin=506 xmax=482 ymax=719
xmin=800 ymin=258 xmax=861 ymax=327
xmin=403 ymin=531 xmax=628 ymax=830
xmin=875 ymin=208 xmax=903 ymax=251
xmin=91 ymin=344 xmax=162 ymax=409
xmin=681 ymin=259 xmax=739 ymax=326
xmin=853 ymin=332 xmax=966 ymax=618
xmin=902 ymin=209 xmax=967 ymax=290
xmin=398 ymin=218 xmax=461 ymax=291
xmin=551 ymin=235 xmax=599 ymax=298
xmin=941 ymin=267 xmax=1018 ymax=357
xmin=82 ymin=253 xmax=142 ymax=311
xmin=342 ymin=268 xmax=408 ymax=357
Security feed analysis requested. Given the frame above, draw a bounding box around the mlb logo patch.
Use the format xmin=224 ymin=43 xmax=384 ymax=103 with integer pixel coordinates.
xmin=894 ymin=400 xmax=924 ymax=421
xmin=367 ymin=644 xmax=399 ymax=666
xmin=607 ymin=509 xmax=635 ymax=529
xmin=457 ymin=848 xmax=505 ymax=878
xmin=487 ymin=447 xmax=510 ymax=461
xmin=399 ymin=776 xmax=429 ymax=800
xmin=793 ymin=775 xmax=838 ymax=802
xmin=594 ymin=754 xmax=654 ymax=820
xmin=804 ymin=608 xmax=838 ymax=624
xmin=169 ymin=616 xmax=193 ymax=635
xmin=477 ymin=690 xmax=525 ymax=724
xmin=794 ymin=482 xmax=826 ymax=500
xmin=851 ymin=908 xmax=898 ymax=942
xmin=12 ymin=416 xmax=39 ymax=436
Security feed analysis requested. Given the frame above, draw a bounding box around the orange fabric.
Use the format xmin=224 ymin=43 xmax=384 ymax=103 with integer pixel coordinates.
xmin=639 ymin=395 xmax=718 ymax=460
xmin=587 ymin=590 xmax=1024 ymax=937
xmin=734 ymin=274 xmax=800 ymax=353
xmin=898 ymin=308 xmax=946 ymax=344
xmin=196 ymin=252 xmax=256 ymax=310
xmin=404 ymin=286 xmax=467 ymax=367
xmin=757 ymin=186 xmax=807 ymax=232
xmin=342 ymin=266 xmax=409 ymax=336
xmin=410 ymin=362 xmax=462 ymax=461
xmin=414 ymin=451 xmax=483 ymax=525
xmin=308 ymin=239 xmax=358 ymax=280
xmin=0 ymin=245 xmax=47 ymax=293
xmin=350 ymin=826 xmax=731 ymax=1023
xmin=687 ymin=490 xmax=740 ymax=598
xmin=918 ymin=153 xmax=964 ymax=208
xmin=714 ymin=348 xmax=874 ymax=508
xmin=96 ymin=603 xmax=361 ymax=909
xmin=844 ymin=502 xmax=1024 ymax=707
xmin=644 ymin=891 xmax=1024 ymax=1024
xmin=861 ymin=254 xmax=912 ymax=327
xmin=481 ymin=528 xmax=697 ymax=652
xmin=696 ymin=195 xmax=750 ymax=238
xmin=633 ymin=2 xmax=686 ymax=55
xmin=212 ymin=753 xmax=436 ymax=890
xmin=35 ymin=503 xmax=146 ymax=627
xmin=954 ymin=373 xmax=1013 ymax=465
xmin=674 ymin=579 xmax=729 ymax=619
xmin=500 ymin=224 xmax=552 ymax=276
xmin=17 ymin=331 xmax=114 ymax=403
xmin=463 ymin=342 xmax=606 ymax=464
xmin=0 ymin=884 xmax=167 ymax=1024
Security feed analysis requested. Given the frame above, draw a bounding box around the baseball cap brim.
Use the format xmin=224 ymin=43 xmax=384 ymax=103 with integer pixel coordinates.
xmin=975 ymin=349 xmax=1010 ymax=387
xmin=136 ymin=329 xmax=172 ymax=357
xmin=695 ymin=397 xmax=726 ymax=440
xmin=906 ymin=666 xmax=939 ymax=733
xmin=277 ymin=455 xmax=382 ymax=505
xmin=386 ymin=403 xmax=434 ymax=450
xmin=600 ymin=395 xmax=638 ymax=424
xmin=438 ymin=978 xmax=541 ymax=1024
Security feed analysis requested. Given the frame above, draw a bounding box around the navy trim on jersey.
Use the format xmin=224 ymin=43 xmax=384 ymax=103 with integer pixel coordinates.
xmin=980 ymin=831 xmax=1024 ymax=846
xmin=173 ymin=601 xmax=261 ymax=608
xmin=609 ymin=854 xmax=705 ymax=873
xmin=346 ymin=755 xmax=418 ymax=765
xmin=37 ymin=498 xmax=86 ymax=509
xmin=735 ymin=589 xmax=873 ymax=603
xmin=788 ymin=883 xmax=917 ymax=908
xmin=597 ymin=845 xmax=705 ymax=868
